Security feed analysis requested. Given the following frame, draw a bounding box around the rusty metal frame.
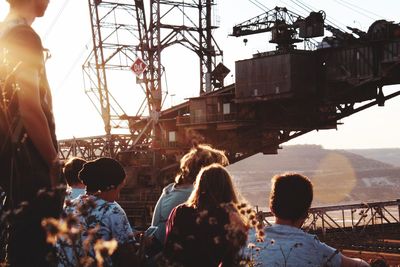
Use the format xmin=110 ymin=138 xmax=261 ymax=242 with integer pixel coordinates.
xmin=259 ymin=200 xmax=400 ymax=236
xmin=58 ymin=134 xmax=134 ymax=160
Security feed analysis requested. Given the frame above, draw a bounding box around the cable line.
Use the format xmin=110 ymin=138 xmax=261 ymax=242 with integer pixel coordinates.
xmin=252 ymin=0 xmax=270 ymax=11
xmin=336 ymin=0 xmax=382 ymax=20
xmin=333 ymin=0 xmax=377 ymax=21
xmin=55 ymin=39 xmax=92 ymax=92
xmin=277 ymin=0 xmax=307 ymax=16
xmin=43 ymin=0 xmax=70 ymax=40
xmin=292 ymin=0 xmax=348 ymax=32
xmin=289 ymin=0 xmax=312 ymax=14
xmin=247 ymin=0 xmax=268 ymax=12
xmin=293 ymin=0 xmax=314 ymax=12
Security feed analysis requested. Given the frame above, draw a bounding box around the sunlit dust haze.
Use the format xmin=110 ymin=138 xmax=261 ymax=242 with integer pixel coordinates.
xmin=312 ymin=152 xmax=357 ymax=204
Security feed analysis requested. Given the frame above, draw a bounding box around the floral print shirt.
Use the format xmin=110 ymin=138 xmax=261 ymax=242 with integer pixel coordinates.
xmin=57 ymin=194 xmax=134 ymax=267
xmin=64 ymin=187 xmax=86 ymax=202
xmin=246 ymin=224 xmax=342 ymax=267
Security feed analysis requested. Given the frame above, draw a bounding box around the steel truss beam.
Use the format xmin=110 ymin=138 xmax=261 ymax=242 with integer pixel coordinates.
xmin=83 ymin=0 xmax=223 ymax=165
xmin=84 ymin=0 xmax=142 ymax=135
xmin=58 ymin=134 xmax=134 ymax=160
xmin=258 ymin=200 xmax=400 ymax=251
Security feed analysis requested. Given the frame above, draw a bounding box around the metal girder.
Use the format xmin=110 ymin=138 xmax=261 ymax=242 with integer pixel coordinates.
xmin=58 ymin=134 xmax=134 ymax=160
xmin=231 ymin=6 xmax=302 ymax=37
xmin=140 ymin=0 xmax=223 ymax=97
xmin=82 ymin=0 xmax=224 ymax=163
xmin=84 ymin=0 xmax=140 ymax=135
xmin=259 ymin=199 xmax=400 ymax=239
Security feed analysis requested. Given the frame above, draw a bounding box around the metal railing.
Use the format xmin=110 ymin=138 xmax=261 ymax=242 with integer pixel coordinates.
xmin=58 ymin=134 xmax=134 ymax=160
xmin=259 ymin=200 xmax=400 ymax=236
xmin=176 ymin=112 xmax=239 ymax=125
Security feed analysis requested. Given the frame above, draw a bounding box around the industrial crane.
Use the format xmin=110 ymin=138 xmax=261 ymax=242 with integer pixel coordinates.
xmin=60 ymin=0 xmax=227 ymax=195
xmin=231 ymin=6 xmax=325 ymax=51
xmin=58 ymin=2 xmax=400 ymax=226
xmin=231 ymin=6 xmax=400 ymax=127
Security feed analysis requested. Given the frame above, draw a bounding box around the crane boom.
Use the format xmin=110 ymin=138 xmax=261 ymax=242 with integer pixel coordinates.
xmin=231 ymin=6 xmax=326 ymax=51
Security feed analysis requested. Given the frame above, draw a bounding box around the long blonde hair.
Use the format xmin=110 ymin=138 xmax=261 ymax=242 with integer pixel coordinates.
xmin=175 ymin=144 xmax=229 ymax=185
xmin=186 ymin=163 xmax=239 ymax=210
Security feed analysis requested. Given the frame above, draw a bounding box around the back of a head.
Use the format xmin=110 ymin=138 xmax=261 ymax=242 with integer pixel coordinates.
xmin=175 ymin=144 xmax=229 ymax=185
xmin=187 ymin=163 xmax=238 ymax=210
xmin=5 ymin=0 xmax=49 ymax=17
xmin=269 ymin=173 xmax=313 ymax=221
xmin=6 ymin=0 xmax=28 ymax=7
xmin=63 ymin=157 xmax=87 ymax=186
xmin=79 ymin=157 xmax=126 ymax=193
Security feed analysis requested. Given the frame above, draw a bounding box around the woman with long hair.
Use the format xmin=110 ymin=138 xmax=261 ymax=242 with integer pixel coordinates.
xmin=150 ymin=144 xmax=229 ymax=248
xmin=163 ymin=163 xmax=248 ymax=267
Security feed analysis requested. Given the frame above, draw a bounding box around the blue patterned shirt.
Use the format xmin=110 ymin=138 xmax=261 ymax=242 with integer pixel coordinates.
xmin=246 ymin=224 xmax=342 ymax=267
xmin=57 ymin=194 xmax=134 ymax=266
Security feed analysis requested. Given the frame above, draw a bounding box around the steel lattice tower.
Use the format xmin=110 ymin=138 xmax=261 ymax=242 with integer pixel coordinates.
xmin=85 ymin=0 xmax=222 ymax=126
xmin=84 ymin=0 xmax=223 ymax=159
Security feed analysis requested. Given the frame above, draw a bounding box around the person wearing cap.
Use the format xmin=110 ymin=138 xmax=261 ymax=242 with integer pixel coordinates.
xmin=57 ymin=157 xmax=135 ymax=267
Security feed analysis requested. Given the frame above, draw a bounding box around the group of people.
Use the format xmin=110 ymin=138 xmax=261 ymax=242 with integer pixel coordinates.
xmin=55 ymin=144 xmax=370 ymax=267
xmin=0 ymin=0 xmax=375 ymax=266
xmin=57 ymin=144 xmax=246 ymax=267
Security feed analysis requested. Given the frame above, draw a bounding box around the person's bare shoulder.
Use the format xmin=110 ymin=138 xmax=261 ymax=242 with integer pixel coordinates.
xmin=3 ymin=25 xmax=43 ymax=66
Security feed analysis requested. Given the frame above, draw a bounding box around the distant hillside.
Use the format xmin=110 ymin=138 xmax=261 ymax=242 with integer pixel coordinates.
xmin=346 ymin=148 xmax=400 ymax=167
xmin=226 ymin=145 xmax=400 ymax=210
xmin=229 ymin=145 xmax=392 ymax=172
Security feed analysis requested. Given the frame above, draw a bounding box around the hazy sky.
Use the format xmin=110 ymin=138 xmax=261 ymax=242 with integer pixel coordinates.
xmin=1 ymin=0 xmax=399 ymax=149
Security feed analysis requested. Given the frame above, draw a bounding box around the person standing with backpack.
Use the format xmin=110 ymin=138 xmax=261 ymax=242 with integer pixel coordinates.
xmin=0 ymin=0 xmax=63 ymax=265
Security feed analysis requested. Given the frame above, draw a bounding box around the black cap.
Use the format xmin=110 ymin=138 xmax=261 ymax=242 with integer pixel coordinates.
xmin=79 ymin=157 xmax=125 ymax=193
